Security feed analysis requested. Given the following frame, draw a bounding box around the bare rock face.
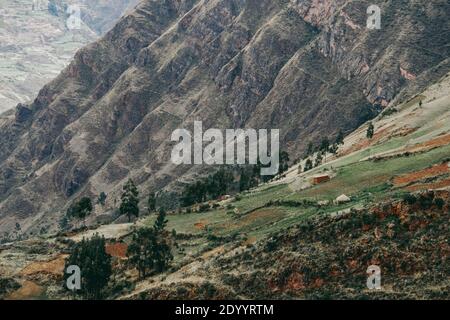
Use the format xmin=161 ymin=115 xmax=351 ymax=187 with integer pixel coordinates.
xmin=0 ymin=0 xmax=449 ymax=237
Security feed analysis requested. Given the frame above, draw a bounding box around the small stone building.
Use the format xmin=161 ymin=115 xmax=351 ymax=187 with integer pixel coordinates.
xmin=312 ymin=174 xmax=331 ymax=185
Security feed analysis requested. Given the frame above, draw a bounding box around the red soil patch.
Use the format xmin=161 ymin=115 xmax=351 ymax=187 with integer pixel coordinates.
xmin=406 ymin=177 xmax=450 ymax=192
xmin=194 ymin=220 xmax=208 ymax=230
xmin=347 ymin=260 xmax=358 ymax=270
xmin=106 ymin=242 xmax=128 ymax=259
xmin=341 ymin=126 xmax=415 ymax=157
xmin=405 ymin=133 xmax=450 ymax=153
xmin=20 ymin=255 xmax=67 ymax=278
xmin=311 ymin=278 xmax=324 ymax=289
xmin=393 ymin=163 xmax=449 ymax=186
xmin=286 ymin=272 xmax=305 ymax=290
xmin=342 ymin=126 xmax=394 ymax=156
xmin=6 ymin=281 xmax=44 ymax=300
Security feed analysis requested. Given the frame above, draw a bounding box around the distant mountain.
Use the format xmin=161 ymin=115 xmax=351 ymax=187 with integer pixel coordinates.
xmin=0 ymin=0 xmax=139 ymax=113
xmin=0 ymin=0 xmax=449 ymax=237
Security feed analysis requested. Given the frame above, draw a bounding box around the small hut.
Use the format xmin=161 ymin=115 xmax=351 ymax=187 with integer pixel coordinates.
xmin=335 ymin=194 xmax=351 ymax=204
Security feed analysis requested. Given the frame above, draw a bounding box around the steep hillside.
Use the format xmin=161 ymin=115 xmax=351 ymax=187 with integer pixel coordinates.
xmin=0 ymin=0 xmax=449 ymax=238
xmin=0 ymin=0 xmax=139 ymax=113
xmin=121 ymin=72 xmax=450 ymax=300
xmin=0 ymin=72 xmax=448 ymax=300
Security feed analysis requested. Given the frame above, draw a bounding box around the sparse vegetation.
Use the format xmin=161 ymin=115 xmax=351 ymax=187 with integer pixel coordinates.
xmin=381 ymin=107 xmax=398 ymax=118
xmin=67 ymin=197 xmax=93 ymax=223
xmin=98 ymin=192 xmax=107 ymax=206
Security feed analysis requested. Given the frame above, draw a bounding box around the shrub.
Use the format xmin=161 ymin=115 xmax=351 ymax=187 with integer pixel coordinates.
xmin=199 ymin=282 xmax=217 ymax=298
xmin=417 ymin=194 xmax=433 ymax=209
xmin=434 ymin=198 xmax=445 ymax=210
xmin=198 ymin=203 xmax=210 ymax=212
xmin=97 ymin=192 xmax=107 ymax=206
xmin=264 ymin=237 xmax=279 ymax=252
xmin=0 ymin=277 xmax=21 ymax=298
xmin=67 ymin=197 xmax=93 ymax=221
xmin=381 ymin=108 xmax=398 ymax=118
xmin=403 ymin=193 xmax=417 ymax=205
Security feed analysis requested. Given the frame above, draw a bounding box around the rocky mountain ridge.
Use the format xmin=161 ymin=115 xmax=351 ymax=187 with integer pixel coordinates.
xmin=0 ymin=0 xmax=449 ymax=237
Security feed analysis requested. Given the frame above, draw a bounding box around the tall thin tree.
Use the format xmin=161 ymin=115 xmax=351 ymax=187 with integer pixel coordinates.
xmin=120 ymin=179 xmax=139 ymax=222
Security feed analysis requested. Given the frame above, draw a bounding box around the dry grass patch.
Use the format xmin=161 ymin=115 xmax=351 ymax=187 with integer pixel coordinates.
xmin=6 ymin=281 xmax=44 ymax=300
xmin=19 ymin=255 xmax=67 ymax=278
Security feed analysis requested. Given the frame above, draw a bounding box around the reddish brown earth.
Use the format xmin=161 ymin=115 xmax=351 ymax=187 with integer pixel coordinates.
xmin=19 ymin=255 xmax=67 ymax=278
xmin=406 ymin=177 xmax=450 ymax=192
xmin=342 ymin=125 xmax=396 ymax=156
xmin=341 ymin=126 xmax=416 ymax=157
xmin=194 ymin=221 xmax=208 ymax=230
xmin=393 ymin=163 xmax=449 ymax=186
xmin=406 ymin=133 xmax=450 ymax=153
xmin=106 ymin=242 xmax=128 ymax=259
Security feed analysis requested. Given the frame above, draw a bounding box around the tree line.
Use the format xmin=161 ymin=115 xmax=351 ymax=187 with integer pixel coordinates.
xmin=181 ymin=151 xmax=290 ymax=207
xmin=299 ymin=125 xmax=375 ymax=173
xmin=300 ymin=131 xmax=344 ymax=173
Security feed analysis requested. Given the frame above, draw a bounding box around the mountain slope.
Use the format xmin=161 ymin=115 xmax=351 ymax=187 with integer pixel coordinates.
xmin=0 ymin=71 xmax=449 ymax=300
xmin=0 ymin=0 xmax=449 ymax=237
xmin=0 ymin=0 xmax=139 ymax=113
